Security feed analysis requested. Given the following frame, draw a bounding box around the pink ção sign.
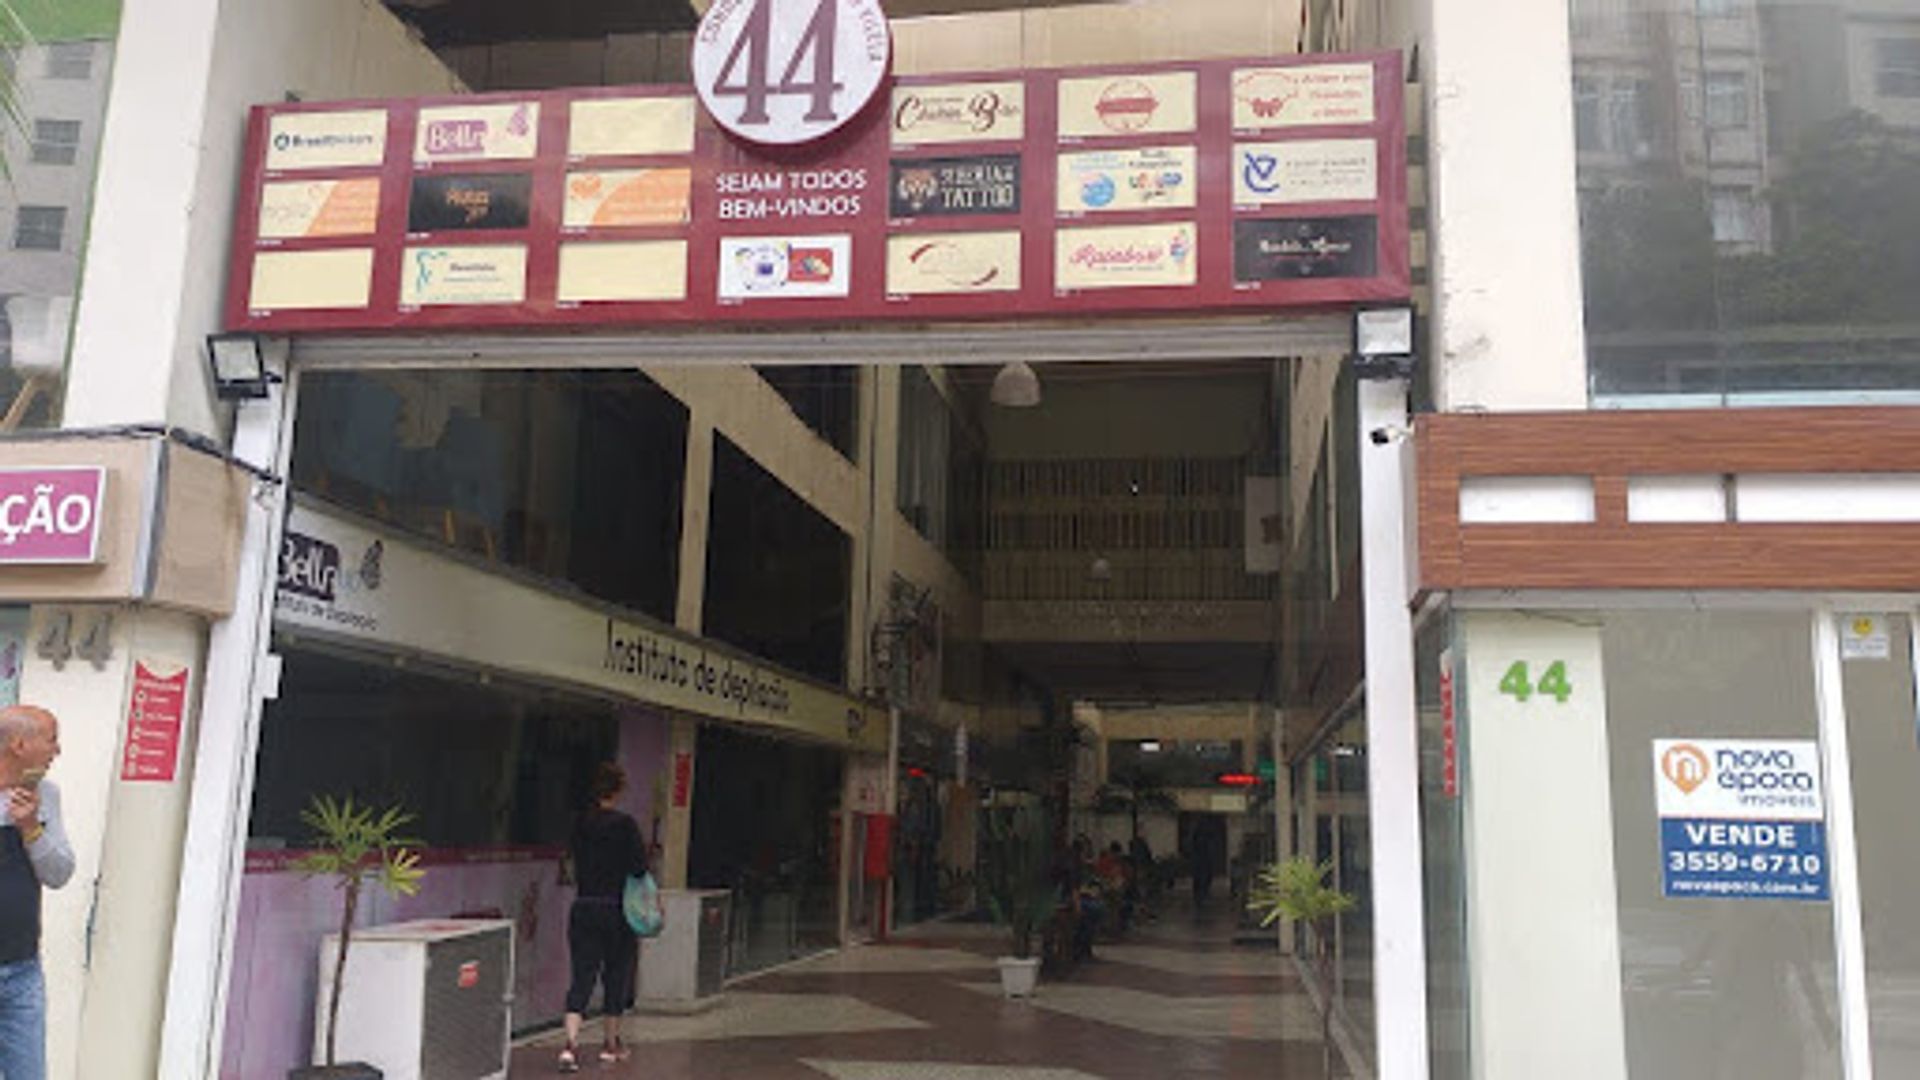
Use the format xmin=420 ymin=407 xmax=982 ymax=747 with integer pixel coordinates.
xmin=0 ymin=467 xmax=107 ymax=564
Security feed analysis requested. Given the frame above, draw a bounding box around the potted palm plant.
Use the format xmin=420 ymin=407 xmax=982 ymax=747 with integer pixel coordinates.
xmin=980 ymin=804 xmax=1055 ymax=998
xmin=289 ymin=795 xmax=426 ymax=1080
xmin=1248 ymin=856 xmax=1356 ymax=1079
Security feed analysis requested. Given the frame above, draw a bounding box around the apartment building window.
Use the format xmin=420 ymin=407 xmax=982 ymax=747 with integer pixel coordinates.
xmin=44 ymin=43 xmax=92 ymax=80
xmin=1705 ymin=71 xmax=1749 ymax=129
xmin=1877 ymin=38 xmax=1920 ymax=99
xmin=1574 ymin=78 xmax=1602 ymax=151
xmin=30 ymin=120 xmax=80 ymax=166
xmin=1710 ymin=189 xmax=1756 ymax=246
xmin=12 ymin=207 xmax=66 ymax=251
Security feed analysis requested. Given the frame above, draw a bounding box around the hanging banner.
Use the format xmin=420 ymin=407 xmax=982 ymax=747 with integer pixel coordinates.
xmin=226 ymin=51 xmax=1407 ymax=332
xmin=121 ymin=662 xmax=189 ymax=783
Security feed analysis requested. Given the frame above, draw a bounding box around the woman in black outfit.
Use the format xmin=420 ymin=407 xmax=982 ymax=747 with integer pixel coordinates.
xmin=560 ymin=762 xmax=649 ymax=1072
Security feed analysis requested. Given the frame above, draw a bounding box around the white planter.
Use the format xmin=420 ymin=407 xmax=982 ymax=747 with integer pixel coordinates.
xmin=996 ymin=956 xmax=1040 ymax=998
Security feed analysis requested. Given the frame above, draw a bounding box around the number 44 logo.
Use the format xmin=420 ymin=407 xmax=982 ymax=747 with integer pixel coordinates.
xmin=1498 ymin=660 xmax=1573 ymax=704
xmin=693 ymin=0 xmax=892 ymax=147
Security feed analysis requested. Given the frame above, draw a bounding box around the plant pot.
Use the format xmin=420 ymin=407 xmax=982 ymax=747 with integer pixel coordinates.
xmin=997 ymin=956 xmax=1040 ymax=998
xmin=289 ymin=1064 xmax=383 ymax=1080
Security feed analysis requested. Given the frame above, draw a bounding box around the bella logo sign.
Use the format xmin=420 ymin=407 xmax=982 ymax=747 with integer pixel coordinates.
xmin=1660 ymin=743 xmax=1710 ymax=795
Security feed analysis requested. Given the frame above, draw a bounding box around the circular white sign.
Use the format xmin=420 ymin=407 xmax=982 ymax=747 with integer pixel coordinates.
xmin=692 ymin=0 xmax=892 ymax=146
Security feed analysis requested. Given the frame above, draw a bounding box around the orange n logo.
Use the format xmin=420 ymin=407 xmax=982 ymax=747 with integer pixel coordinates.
xmin=1661 ymin=744 xmax=1710 ymax=795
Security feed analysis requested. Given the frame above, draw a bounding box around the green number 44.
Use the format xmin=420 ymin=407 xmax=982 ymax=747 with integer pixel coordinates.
xmin=1500 ymin=661 xmax=1573 ymax=704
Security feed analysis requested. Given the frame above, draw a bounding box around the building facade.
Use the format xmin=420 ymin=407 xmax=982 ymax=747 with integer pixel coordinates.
xmin=0 ymin=0 xmax=1912 ymax=1079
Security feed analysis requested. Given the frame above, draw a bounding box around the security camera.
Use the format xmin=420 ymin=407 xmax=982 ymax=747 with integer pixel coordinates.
xmin=1369 ymin=426 xmax=1410 ymax=446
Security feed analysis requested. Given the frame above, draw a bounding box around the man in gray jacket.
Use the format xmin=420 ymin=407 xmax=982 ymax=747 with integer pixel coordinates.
xmin=0 ymin=705 xmax=73 ymax=1080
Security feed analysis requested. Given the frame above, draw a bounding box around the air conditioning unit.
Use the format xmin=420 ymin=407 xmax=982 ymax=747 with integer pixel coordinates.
xmin=314 ymin=918 xmax=514 ymax=1080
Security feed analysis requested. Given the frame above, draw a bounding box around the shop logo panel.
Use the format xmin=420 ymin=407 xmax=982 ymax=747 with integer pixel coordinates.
xmin=258 ymin=178 xmax=381 ymax=240
xmin=401 ymin=245 xmax=530 ymax=307
xmin=888 ymin=155 xmax=1021 ymax=218
xmin=265 ymin=109 xmax=388 ymax=171
xmin=886 ymin=231 xmax=1021 ymax=295
xmin=564 ymin=169 xmax=693 ymax=229
xmin=1056 ymin=146 xmax=1197 ymax=214
xmin=414 ymin=103 xmax=540 ymax=164
xmin=1055 ymin=222 xmax=1197 ymax=290
xmin=568 ymin=96 xmax=697 ymax=158
xmin=1058 ymin=71 xmax=1197 ymax=139
xmin=891 ymin=81 xmax=1026 ymax=146
xmin=1231 ymin=63 xmax=1376 ymax=129
xmin=558 ymin=240 xmax=690 ymax=304
xmin=407 ymin=173 xmax=533 ymax=232
xmin=717 ymin=235 xmax=853 ymax=300
xmin=1232 ymin=216 xmax=1377 ymax=282
xmin=1233 ymin=139 xmax=1377 ymax=206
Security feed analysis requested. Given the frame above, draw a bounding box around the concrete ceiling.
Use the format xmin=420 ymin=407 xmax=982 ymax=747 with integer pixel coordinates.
xmin=383 ymin=0 xmax=1104 ymax=47
xmin=1000 ymin=640 xmax=1273 ymax=706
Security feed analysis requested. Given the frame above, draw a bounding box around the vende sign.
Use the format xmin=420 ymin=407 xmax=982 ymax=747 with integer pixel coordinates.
xmin=693 ymin=0 xmax=892 ymax=146
xmin=0 ymin=467 xmax=106 ymax=565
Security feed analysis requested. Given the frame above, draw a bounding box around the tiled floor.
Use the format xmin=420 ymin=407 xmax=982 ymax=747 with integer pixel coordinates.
xmin=512 ymin=897 xmax=1349 ymax=1079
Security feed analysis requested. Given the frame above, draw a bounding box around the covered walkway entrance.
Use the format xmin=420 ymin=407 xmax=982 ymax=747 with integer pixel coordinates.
xmin=514 ymin=899 xmax=1351 ymax=1078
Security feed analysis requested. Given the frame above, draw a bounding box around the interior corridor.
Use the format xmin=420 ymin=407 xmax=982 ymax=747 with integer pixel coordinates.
xmin=513 ymin=898 xmax=1346 ymax=1079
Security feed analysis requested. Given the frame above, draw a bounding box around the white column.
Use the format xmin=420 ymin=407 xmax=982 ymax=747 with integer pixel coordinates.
xmin=1812 ymin=611 xmax=1874 ymax=1080
xmin=1424 ymin=0 xmax=1588 ymax=411
xmin=1459 ymin=610 xmax=1627 ymax=1080
xmin=67 ymin=609 xmax=206 ymax=1080
xmin=156 ymin=352 xmax=296 ymax=1080
xmin=1358 ymin=376 xmax=1429 ymax=1080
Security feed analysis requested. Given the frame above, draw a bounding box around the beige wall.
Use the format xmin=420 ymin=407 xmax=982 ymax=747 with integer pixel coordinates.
xmin=65 ymin=0 xmax=462 ymax=439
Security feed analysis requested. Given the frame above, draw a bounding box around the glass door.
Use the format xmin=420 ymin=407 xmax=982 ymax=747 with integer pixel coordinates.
xmin=1838 ymin=612 xmax=1920 ymax=1075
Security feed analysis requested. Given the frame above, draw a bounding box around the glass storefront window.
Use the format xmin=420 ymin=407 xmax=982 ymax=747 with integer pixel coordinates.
xmin=896 ymin=366 xmax=984 ymax=583
xmin=1839 ymin=612 xmax=1920 ymax=1072
xmin=1602 ymin=610 xmax=1842 ymax=1077
xmin=703 ymin=435 xmax=852 ymax=686
xmin=249 ymin=645 xmax=625 ymax=851
xmin=688 ymin=724 xmax=844 ymax=976
xmin=1570 ymin=0 xmax=1920 ymax=406
xmin=292 ymin=369 xmax=688 ymax=623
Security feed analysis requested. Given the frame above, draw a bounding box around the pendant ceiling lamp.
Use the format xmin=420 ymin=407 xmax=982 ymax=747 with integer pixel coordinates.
xmin=990 ymin=361 xmax=1041 ymax=408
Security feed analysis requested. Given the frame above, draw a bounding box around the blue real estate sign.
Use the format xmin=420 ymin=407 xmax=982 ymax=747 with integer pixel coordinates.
xmin=1653 ymin=739 xmax=1829 ymax=901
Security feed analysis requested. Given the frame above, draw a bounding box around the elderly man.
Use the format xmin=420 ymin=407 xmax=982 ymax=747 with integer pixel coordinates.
xmin=0 ymin=705 xmax=72 ymax=1080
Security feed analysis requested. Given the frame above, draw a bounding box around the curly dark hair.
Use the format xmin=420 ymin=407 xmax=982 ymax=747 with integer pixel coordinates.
xmin=589 ymin=762 xmax=626 ymax=804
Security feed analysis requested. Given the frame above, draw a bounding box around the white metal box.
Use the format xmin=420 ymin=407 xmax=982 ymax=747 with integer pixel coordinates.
xmin=314 ymin=918 xmax=514 ymax=1080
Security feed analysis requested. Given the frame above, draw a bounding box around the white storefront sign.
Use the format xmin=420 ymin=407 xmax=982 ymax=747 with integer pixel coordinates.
xmin=275 ymin=503 xmax=885 ymax=751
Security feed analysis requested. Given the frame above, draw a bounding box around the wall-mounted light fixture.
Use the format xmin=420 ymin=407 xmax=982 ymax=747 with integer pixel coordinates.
xmin=205 ymin=333 xmax=280 ymax=401
xmin=1354 ymin=306 xmax=1416 ymax=380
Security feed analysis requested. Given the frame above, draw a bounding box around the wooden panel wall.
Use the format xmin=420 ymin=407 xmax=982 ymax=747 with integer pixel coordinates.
xmin=1418 ymin=407 xmax=1920 ymax=592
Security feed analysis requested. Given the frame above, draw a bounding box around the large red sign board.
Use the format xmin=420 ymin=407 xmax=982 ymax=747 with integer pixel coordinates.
xmin=224 ymin=52 xmax=1406 ymax=335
